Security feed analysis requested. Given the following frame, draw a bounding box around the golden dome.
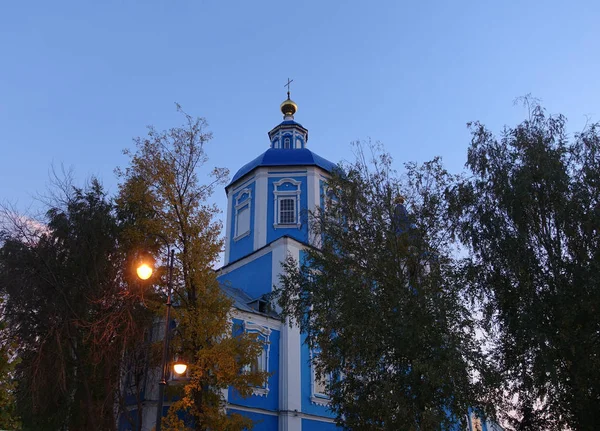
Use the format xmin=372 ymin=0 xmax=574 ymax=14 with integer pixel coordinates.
xmin=280 ymin=98 xmax=298 ymax=118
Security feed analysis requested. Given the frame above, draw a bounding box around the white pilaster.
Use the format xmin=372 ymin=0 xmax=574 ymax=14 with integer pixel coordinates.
xmin=277 ymin=240 xmax=302 ymax=431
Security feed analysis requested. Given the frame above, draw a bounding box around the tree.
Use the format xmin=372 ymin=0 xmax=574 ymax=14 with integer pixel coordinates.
xmin=117 ymin=105 xmax=267 ymax=431
xmin=0 ymin=180 xmax=132 ymax=431
xmin=448 ymin=100 xmax=600 ymax=430
xmin=277 ymin=142 xmax=491 ymax=430
xmin=0 ymin=298 xmax=20 ymax=430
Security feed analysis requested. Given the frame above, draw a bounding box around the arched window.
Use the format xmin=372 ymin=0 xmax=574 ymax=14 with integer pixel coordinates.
xmin=283 ymin=137 xmax=291 ymax=149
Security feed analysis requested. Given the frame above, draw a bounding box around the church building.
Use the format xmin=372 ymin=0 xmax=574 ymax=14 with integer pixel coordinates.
xmin=119 ymin=91 xmax=501 ymax=431
xmin=215 ymin=92 xmax=502 ymax=431
xmin=216 ymin=92 xmax=338 ymax=430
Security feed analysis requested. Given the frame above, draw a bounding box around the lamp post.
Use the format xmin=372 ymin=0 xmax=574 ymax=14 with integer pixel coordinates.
xmin=137 ymin=247 xmax=175 ymax=431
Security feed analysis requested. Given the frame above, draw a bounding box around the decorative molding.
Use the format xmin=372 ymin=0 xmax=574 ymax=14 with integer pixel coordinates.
xmin=225 ymin=403 xmax=280 ymax=417
xmin=244 ymin=321 xmax=272 ymax=397
xmin=226 ymin=403 xmax=337 ymax=423
xmin=273 ymin=177 xmax=302 ymax=188
xmin=245 ymin=321 xmax=272 ymax=336
xmin=309 ymin=349 xmax=332 ymax=405
xmin=310 ymin=395 xmax=331 ymax=406
xmin=232 ymin=309 xmax=280 ymax=330
xmin=267 ymin=170 xmax=307 ymax=176
xmin=233 ymin=229 xmax=250 ymax=241
xmin=251 ymin=386 xmax=269 ymax=397
xmin=235 ymin=188 xmax=252 ymax=206
xmin=234 ymin=188 xmax=252 ymax=241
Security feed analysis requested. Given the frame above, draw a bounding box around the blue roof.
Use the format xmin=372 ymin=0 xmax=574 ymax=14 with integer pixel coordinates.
xmin=228 ymin=148 xmax=336 ymax=187
xmin=279 ymin=120 xmax=304 ymax=127
xmin=219 ymin=284 xmax=279 ymax=318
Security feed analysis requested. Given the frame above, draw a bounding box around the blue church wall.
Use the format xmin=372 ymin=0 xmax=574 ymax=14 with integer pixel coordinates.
xmin=228 ymin=318 xmax=280 ymax=412
xmin=227 ymin=409 xmax=278 ymax=430
xmin=229 ymin=181 xmax=256 ymax=263
xmin=118 ymin=406 xmax=171 ymax=431
xmin=118 ymin=410 xmax=138 ymax=431
xmin=302 ymin=418 xmax=338 ymax=431
xmin=121 ymin=386 xmax=146 ymax=410
xmin=217 ymin=251 xmax=272 ymax=299
xmin=266 ymin=174 xmax=309 ymax=245
xmin=299 ymin=249 xmax=309 ymax=266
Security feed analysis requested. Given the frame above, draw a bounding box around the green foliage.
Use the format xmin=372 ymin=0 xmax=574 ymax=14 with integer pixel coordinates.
xmin=117 ymin=105 xmax=267 ymax=431
xmin=0 ymin=180 xmax=135 ymax=430
xmin=448 ymin=100 xmax=600 ymax=430
xmin=277 ymin=142 xmax=491 ymax=430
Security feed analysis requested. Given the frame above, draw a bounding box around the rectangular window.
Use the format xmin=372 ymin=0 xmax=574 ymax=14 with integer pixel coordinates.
xmin=235 ymin=205 xmax=250 ymax=239
xmin=279 ymin=198 xmax=296 ymax=224
xmin=249 ymin=347 xmax=267 ymax=375
xmin=311 ymin=348 xmax=331 ymax=402
xmin=314 ymin=372 xmax=329 ymax=397
xmin=242 ymin=322 xmax=271 ymax=396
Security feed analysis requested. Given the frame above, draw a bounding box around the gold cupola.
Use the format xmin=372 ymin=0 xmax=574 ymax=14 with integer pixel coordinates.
xmin=280 ymin=97 xmax=298 ymax=119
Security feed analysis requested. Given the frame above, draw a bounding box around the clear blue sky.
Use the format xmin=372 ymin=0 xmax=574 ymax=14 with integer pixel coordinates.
xmin=2 ymin=0 xmax=599 ymax=219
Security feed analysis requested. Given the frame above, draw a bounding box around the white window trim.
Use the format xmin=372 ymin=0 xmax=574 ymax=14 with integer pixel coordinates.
xmin=244 ymin=321 xmax=271 ymax=397
xmin=273 ymin=178 xmax=301 ymax=229
xmin=234 ymin=188 xmax=252 ymax=241
xmin=310 ymin=349 xmax=331 ymax=406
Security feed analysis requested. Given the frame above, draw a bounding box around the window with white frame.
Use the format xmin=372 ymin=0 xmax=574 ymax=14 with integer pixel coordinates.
xmin=283 ymin=136 xmax=291 ymax=149
xmin=249 ymin=343 xmax=267 ymax=374
xmin=313 ymin=370 xmax=330 ymax=397
xmin=234 ymin=188 xmax=252 ymax=240
xmin=310 ymin=349 xmax=332 ymax=405
xmin=273 ymin=178 xmax=301 ymax=228
xmin=243 ymin=322 xmax=271 ymax=396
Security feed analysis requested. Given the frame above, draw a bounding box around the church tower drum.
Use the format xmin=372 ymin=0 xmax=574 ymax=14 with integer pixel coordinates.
xmin=216 ymin=89 xmax=340 ymax=431
xmin=224 ymin=94 xmax=335 ymax=265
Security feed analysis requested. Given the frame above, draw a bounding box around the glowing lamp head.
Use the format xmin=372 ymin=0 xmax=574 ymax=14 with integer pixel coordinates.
xmin=173 ymin=362 xmax=188 ymax=375
xmin=136 ymin=263 xmax=153 ymax=280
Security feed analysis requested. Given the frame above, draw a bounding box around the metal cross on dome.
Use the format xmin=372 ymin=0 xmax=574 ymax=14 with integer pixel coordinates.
xmin=284 ymin=78 xmax=294 ymax=99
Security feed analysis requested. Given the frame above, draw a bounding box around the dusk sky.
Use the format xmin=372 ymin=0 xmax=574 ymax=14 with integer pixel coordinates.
xmin=2 ymin=0 xmax=599 ymax=221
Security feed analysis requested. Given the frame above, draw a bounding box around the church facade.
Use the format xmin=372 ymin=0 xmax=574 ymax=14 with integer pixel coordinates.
xmin=216 ymin=95 xmax=338 ymax=430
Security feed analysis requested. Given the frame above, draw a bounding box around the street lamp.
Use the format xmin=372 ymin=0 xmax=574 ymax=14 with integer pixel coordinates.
xmin=136 ymin=263 xmax=153 ymax=281
xmin=173 ymin=357 xmax=188 ymax=376
xmin=136 ymin=248 xmax=175 ymax=431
